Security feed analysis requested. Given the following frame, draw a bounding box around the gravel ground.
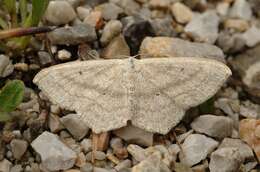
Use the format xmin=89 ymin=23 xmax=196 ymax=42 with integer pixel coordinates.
xmin=1 ymin=0 xmax=260 ymax=172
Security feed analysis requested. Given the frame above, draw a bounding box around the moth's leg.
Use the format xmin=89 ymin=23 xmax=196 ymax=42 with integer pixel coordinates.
xmin=92 ymin=133 xmax=98 ymax=164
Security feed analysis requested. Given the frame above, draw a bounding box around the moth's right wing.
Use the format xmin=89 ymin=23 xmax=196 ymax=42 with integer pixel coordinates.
xmin=33 ymin=60 xmax=130 ymax=133
xmin=132 ymin=57 xmax=231 ymax=134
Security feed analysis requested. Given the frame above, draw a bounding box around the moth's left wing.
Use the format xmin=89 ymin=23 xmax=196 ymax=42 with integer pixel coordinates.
xmin=33 ymin=60 xmax=130 ymax=133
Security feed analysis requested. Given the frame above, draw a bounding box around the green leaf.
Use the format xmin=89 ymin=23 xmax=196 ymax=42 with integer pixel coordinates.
xmin=31 ymin=0 xmax=49 ymax=26
xmin=0 ymin=111 xmax=11 ymax=122
xmin=0 ymin=80 xmax=25 ymax=112
xmin=0 ymin=17 xmax=8 ymax=29
xmin=4 ymin=0 xmax=16 ymax=14
xmin=19 ymin=0 xmax=27 ymax=24
xmin=4 ymin=0 xmax=17 ymax=27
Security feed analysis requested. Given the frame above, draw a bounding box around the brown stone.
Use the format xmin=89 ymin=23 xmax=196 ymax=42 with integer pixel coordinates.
xmin=239 ymin=119 xmax=260 ymax=161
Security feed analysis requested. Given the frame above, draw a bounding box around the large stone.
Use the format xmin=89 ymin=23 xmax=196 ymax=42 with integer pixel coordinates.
xmin=219 ymin=138 xmax=255 ymax=161
xmin=47 ymin=24 xmax=97 ymax=45
xmin=239 ymin=119 xmax=260 ymax=161
xmin=191 ymin=115 xmax=233 ymax=139
xmin=31 ymin=131 xmax=77 ymax=171
xmin=180 ymin=134 xmax=219 ymax=166
xmin=229 ymin=0 xmax=252 ymax=20
xmin=0 ymin=55 xmax=14 ymax=78
xmin=0 ymin=159 xmax=12 ymax=172
xmin=140 ymin=37 xmax=225 ymax=62
xmin=209 ymin=147 xmax=244 ymax=172
xmin=184 ymin=10 xmax=219 ymax=44
xmin=113 ymin=124 xmax=153 ymax=147
xmin=61 ymin=113 xmax=89 ymax=140
xmin=44 ymin=1 xmax=76 ymax=25
xmin=10 ymin=139 xmax=28 ymax=160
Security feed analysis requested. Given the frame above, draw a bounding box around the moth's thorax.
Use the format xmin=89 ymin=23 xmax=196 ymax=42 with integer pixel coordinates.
xmin=126 ymin=57 xmax=138 ymax=115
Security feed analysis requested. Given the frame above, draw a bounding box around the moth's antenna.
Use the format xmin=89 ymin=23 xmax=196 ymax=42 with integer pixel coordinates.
xmin=116 ymin=53 xmax=149 ymax=59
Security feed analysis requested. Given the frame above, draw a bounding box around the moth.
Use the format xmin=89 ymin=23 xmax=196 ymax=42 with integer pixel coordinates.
xmin=33 ymin=57 xmax=231 ymax=134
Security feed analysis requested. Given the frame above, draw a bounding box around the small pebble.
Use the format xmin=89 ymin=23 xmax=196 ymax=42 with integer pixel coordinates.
xmin=57 ymin=49 xmax=72 ymax=61
xmin=86 ymin=151 xmax=106 ymax=161
xmin=44 ymin=1 xmax=76 ymax=25
xmin=10 ymin=139 xmax=28 ymax=160
xmin=184 ymin=10 xmax=220 ymax=44
xmin=100 ymin=20 xmax=123 ymax=46
xmin=171 ymin=2 xmax=193 ymax=24
xmin=0 ymin=55 xmax=14 ymax=78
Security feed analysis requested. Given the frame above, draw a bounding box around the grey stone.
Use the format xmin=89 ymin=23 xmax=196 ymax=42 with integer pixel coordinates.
xmin=95 ymin=3 xmax=124 ymax=20
xmin=60 ymin=113 xmax=89 ymax=140
xmin=10 ymin=165 xmax=23 ymax=172
xmin=86 ymin=151 xmax=106 ymax=161
xmin=114 ymin=159 xmax=132 ymax=171
xmin=240 ymin=100 xmax=260 ymax=119
xmin=47 ymin=24 xmax=97 ymax=45
xmin=94 ymin=167 xmax=116 ymax=172
xmin=140 ymin=37 xmax=225 ymax=62
xmin=185 ymin=10 xmax=220 ymax=44
xmin=229 ymin=45 xmax=260 ymax=101
xmin=242 ymin=25 xmax=260 ymax=47
xmin=0 ymin=159 xmax=12 ymax=172
xmin=48 ymin=113 xmax=64 ymax=133
xmin=81 ymin=162 xmax=93 ymax=172
xmin=113 ymin=0 xmax=141 ymax=16
xmin=38 ymin=51 xmax=53 ymax=66
xmin=100 ymin=20 xmax=123 ymax=46
xmin=146 ymin=145 xmax=172 ymax=167
xmin=132 ymin=152 xmax=161 ymax=172
xmin=209 ymin=147 xmax=244 ymax=172
xmin=110 ymin=137 xmax=123 ymax=149
xmin=113 ymin=124 xmax=153 ymax=147
xmin=180 ymin=134 xmax=219 ymax=166
xmin=229 ymin=0 xmax=252 ymax=20
xmin=81 ymin=139 xmax=92 ymax=153
xmin=217 ymin=31 xmax=246 ymax=53
xmin=0 ymin=55 xmax=14 ymax=78
xmin=151 ymin=17 xmax=176 ymax=37
xmin=218 ymin=138 xmax=255 ymax=161
xmin=127 ymin=144 xmax=146 ymax=162
xmin=31 ymin=131 xmax=77 ymax=171
xmin=10 ymin=139 xmax=28 ymax=160
xmin=44 ymin=1 xmax=76 ymax=25
xmin=191 ymin=115 xmax=233 ymax=139
xmin=77 ymin=6 xmax=91 ymax=21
